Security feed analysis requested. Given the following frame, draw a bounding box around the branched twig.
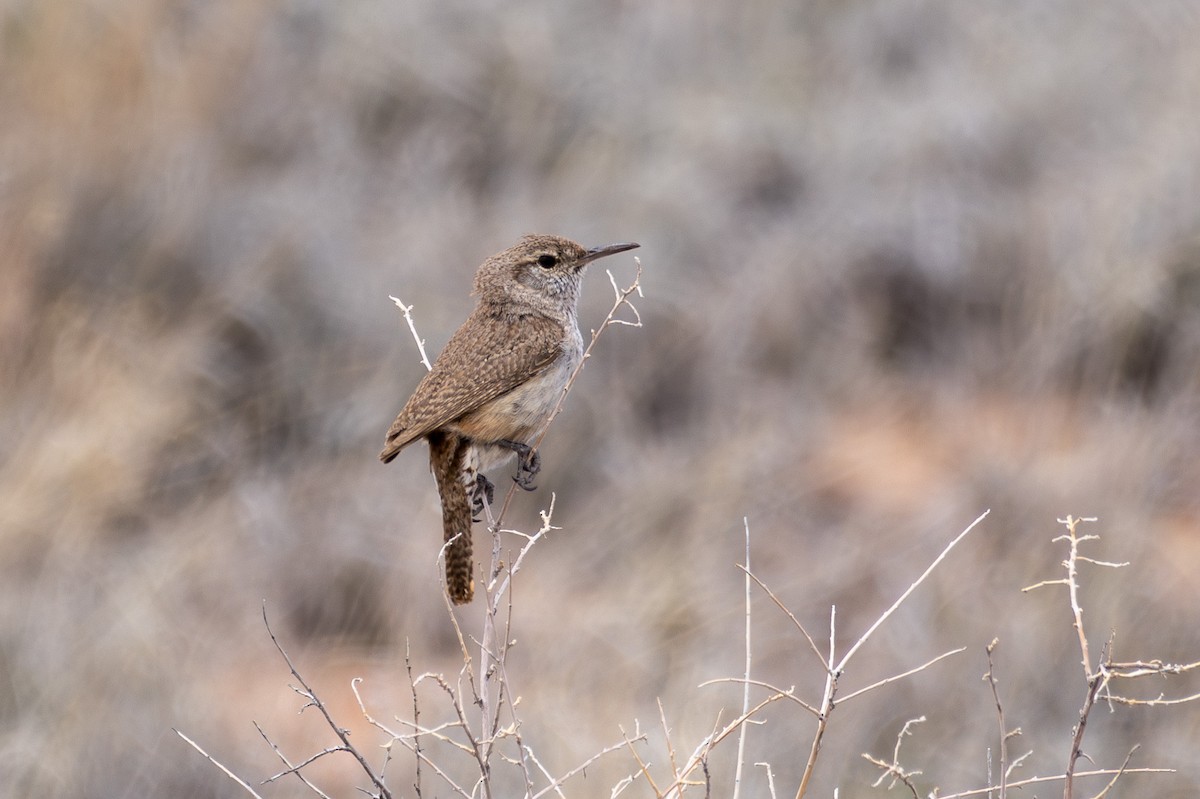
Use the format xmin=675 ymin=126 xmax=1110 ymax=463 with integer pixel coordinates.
xmin=863 ymin=716 xmax=925 ymax=799
xmin=1022 ymin=517 xmax=1136 ymax=799
xmin=261 ymin=744 xmax=345 ymax=785
xmin=620 ymin=721 xmax=659 ymax=797
xmin=253 ymin=722 xmax=333 ymax=797
xmin=530 ymin=733 xmax=648 ymax=799
xmin=655 ymin=692 xmax=787 ymax=798
xmin=487 ymin=495 xmax=562 ymax=603
xmin=793 ymin=510 xmax=990 ymax=799
xmin=1021 ymin=517 xmax=1110 ymax=682
xmin=1017 ymin=515 xmax=1199 ymax=798
xmin=260 ymin=604 xmax=394 ymax=799
xmin=476 ymin=494 xmax=562 ymax=793
xmin=682 ymin=512 xmax=987 ymax=799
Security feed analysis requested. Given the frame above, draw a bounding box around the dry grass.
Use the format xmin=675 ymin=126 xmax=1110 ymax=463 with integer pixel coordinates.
xmin=3 ymin=2 xmax=1200 ymax=797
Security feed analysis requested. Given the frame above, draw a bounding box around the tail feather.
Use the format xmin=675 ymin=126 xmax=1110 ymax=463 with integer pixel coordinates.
xmin=429 ymin=433 xmax=474 ymax=604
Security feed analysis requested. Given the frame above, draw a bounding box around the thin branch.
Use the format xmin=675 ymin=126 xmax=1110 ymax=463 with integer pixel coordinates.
xmin=487 ymin=494 xmax=561 ymax=603
xmin=425 ymin=670 xmax=490 ymax=788
xmin=455 ymin=256 xmax=640 ymax=798
xmin=253 ymin=722 xmax=333 ymax=797
xmin=658 ymin=693 xmax=790 ymax=798
xmin=733 ymin=517 xmax=752 ymax=799
xmin=174 ymin=728 xmax=266 ymax=799
xmin=1088 ymin=746 xmax=1138 ymax=799
xmin=1103 ymin=690 xmax=1200 ymax=706
xmin=261 ymin=745 xmax=346 ymax=784
xmin=698 ymin=677 xmax=819 ymax=716
xmin=478 ymin=500 xmax=503 ymax=778
xmin=406 ymin=641 xmax=423 ymax=797
xmin=983 ymin=639 xmax=1009 ymax=799
xmin=863 ymin=716 xmax=925 ymax=798
xmin=498 ymin=659 xmax=535 ymax=798
xmin=1065 ymin=640 xmax=1109 ymax=799
xmin=837 ymin=509 xmax=990 ymax=671
xmin=524 ymin=744 xmax=565 ymax=799
xmin=387 ymin=718 xmax=475 ymax=748
xmin=739 ymin=565 xmax=827 ymax=670
xmin=1105 ymin=659 xmax=1200 ymax=677
xmin=932 ymin=767 xmax=1174 ymax=798
xmin=620 ymin=723 xmax=661 ymax=797
xmin=531 ymin=733 xmax=648 ymax=799
xmin=794 ymin=605 xmax=838 ymax=799
xmin=1064 ymin=516 xmax=1097 ymax=682
xmin=388 ymin=295 xmax=433 ymax=371
xmin=388 ymin=735 xmax=473 ymax=798
xmin=664 ymin=715 xmax=723 ymax=798
xmin=835 ymin=647 xmax=966 ymax=705
xmin=660 ymin=698 xmax=681 ymax=787
xmin=755 ymin=762 xmax=778 ymax=799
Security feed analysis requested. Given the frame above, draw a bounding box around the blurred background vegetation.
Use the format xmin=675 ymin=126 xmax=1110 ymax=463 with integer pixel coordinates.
xmin=2 ymin=1 xmax=1199 ymax=796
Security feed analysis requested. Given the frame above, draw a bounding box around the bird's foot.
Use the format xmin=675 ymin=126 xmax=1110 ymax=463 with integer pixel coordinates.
xmin=470 ymin=473 xmax=495 ymax=522
xmin=499 ymin=439 xmax=541 ymax=491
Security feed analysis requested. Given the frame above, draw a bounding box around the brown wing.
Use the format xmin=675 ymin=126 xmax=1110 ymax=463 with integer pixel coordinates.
xmin=380 ymin=310 xmax=562 ymax=462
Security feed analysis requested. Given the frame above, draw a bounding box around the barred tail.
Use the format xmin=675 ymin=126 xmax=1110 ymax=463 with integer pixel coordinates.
xmin=429 ymin=433 xmax=475 ymax=604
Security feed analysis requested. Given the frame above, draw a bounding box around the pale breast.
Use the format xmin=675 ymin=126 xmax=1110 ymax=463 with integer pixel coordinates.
xmin=448 ymin=325 xmax=582 ymax=457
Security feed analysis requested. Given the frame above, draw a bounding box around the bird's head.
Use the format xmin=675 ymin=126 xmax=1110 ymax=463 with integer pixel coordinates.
xmin=474 ymin=234 xmax=639 ymax=313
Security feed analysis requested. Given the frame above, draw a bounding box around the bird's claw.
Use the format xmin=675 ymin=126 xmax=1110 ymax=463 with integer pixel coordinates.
xmin=501 ymin=440 xmax=541 ymax=491
xmin=470 ymin=473 xmax=495 ymax=521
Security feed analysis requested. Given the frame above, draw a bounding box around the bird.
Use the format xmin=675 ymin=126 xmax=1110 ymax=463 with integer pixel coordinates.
xmin=381 ymin=234 xmax=639 ymax=603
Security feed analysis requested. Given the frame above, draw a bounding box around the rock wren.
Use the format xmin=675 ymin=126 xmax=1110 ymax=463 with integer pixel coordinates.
xmin=380 ymin=234 xmax=639 ymax=604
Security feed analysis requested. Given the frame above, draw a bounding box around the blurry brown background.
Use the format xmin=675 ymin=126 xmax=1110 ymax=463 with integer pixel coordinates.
xmin=3 ymin=2 xmax=1200 ymax=797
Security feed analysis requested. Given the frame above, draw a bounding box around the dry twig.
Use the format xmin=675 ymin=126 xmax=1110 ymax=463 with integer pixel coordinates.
xmin=862 ymin=716 xmax=925 ymax=798
xmin=174 ymin=728 xmax=266 ymax=799
xmin=388 ymin=295 xmax=433 ymax=371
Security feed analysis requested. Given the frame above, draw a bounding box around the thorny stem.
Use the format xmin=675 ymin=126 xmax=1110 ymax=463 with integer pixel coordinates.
xmin=1062 ymin=516 xmax=1096 ymax=682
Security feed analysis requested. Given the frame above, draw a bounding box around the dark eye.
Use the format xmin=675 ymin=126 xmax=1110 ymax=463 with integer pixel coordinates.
xmin=537 ymin=254 xmax=558 ymax=269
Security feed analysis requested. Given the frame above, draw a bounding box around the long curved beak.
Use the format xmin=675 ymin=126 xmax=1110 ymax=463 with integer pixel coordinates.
xmin=581 ymin=242 xmax=640 ymax=266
